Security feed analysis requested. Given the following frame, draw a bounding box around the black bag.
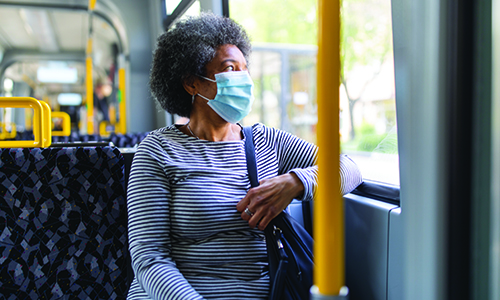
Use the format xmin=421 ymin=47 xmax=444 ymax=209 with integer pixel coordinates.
xmin=243 ymin=126 xmax=314 ymax=300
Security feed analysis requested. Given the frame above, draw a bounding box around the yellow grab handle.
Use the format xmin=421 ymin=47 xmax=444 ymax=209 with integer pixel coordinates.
xmin=99 ymin=121 xmax=114 ymax=137
xmin=39 ymin=101 xmax=52 ymax=147
xmin=51 ymin=111 xmax=71 ymax=136
xmin=4 ymin=122 xmax=16 ymax=139
xmin=117 ymin=68 xmax=127 ymax=134
xmin=8 ymin=122 xmax=17 ymax=139
xmin=0 ymin=122 xmax=17 ymax=140
xmin=0 ymin=122 xmax=6 ymax=140
xmin=0 ymin=97 xmax=44 ymax=148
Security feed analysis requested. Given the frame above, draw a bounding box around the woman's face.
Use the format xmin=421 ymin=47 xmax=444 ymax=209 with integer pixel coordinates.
xmin=196 ymin=44 xmax=248 ymax=99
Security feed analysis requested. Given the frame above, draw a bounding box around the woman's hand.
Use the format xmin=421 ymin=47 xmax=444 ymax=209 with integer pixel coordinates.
xmin=236 ymin=172 xmax=304 ymax=230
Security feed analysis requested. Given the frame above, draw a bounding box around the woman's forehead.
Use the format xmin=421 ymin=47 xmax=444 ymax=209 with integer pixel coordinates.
xmin=212 ymin=45 xmax=246 ymax=64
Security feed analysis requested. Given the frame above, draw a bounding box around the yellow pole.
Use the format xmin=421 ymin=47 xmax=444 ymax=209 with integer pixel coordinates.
xmin=118 ymin=68 xmax=127 ymax=134
xmin=314 ymin=0 xmax=343 ymax=296
xmin=25 ymin=107 xmax=33 ymax=131
xmin=86 ymin=0 xmax=95 ymax=135
xmin=86 ymin=56 xmax=94 ymax=135
xmin=88 ymin=0 xmax=97 ymax=11
xmin=109 ymin=104 xmax=116 ymax=124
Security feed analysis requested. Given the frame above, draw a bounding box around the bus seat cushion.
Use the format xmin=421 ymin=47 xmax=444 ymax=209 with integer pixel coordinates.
xmin=0 ymin=146 xmax=128 ymax=299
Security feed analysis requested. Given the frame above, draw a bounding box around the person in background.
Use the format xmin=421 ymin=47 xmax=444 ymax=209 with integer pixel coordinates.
xmin=126 ymin=12 xmax=363 ymax=300
xmin=94 ymin=79 xmax=110 ymax=122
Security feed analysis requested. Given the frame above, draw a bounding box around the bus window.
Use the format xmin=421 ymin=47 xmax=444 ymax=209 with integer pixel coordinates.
xmin=183 ymin=1 xmax=200 ymax=18
xmin=340 ymin=0 xmax=397 ymax=185
xmin=230 ymin=0 xmax=398 ymax=186
xmin=165 ymin=0 xmax=183 ymax=15
xmin=164 ymin=0 xmax=200 ymax=20
xmin=229 ymin=0 xmax=318 ymax=144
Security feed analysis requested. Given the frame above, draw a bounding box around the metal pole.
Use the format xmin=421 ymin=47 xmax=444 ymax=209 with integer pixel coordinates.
xmin=86 ymin=0 xmax=96 ymax=134
xmin=312 ymin=0 xmax=348 ymax=298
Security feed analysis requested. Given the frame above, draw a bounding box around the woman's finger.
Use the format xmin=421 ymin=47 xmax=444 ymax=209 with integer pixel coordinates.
xmin=236 ymin=188 xmax=253 ymax=212
xmin=256 ymin=213 xmax=274 ymax=231
xmin=240 ymin=206 xmax=255 ymax=221
xmin=247 ymin=209 xmax=264 ymax=229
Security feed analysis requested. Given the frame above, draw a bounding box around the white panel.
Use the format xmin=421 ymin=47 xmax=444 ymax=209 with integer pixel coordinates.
xmin=22 ymin=9 xmax=59 ymax=52
xmin=92 ymin=18 xmax=119 ymax=70
xmin=93 ymin=17 xmax=119 ymax=43
xmin=387 ymin=208 xmax=403 ymax=300
xmin=392 ymin=0 xmax=448 ymax=298
xmin=0 ymin=27 xmax=11 ymax=49
xmin=491 ymin=1 xmax=500 ymax=299
xmin=0 ymin=7 xmax=38 ymax=49
xmin=51 ymin=11 xmax=87 ymax=51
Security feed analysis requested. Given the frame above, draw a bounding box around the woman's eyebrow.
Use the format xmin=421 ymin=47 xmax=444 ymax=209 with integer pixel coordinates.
xmin=220 ymin=59 xmax=238 ymax=65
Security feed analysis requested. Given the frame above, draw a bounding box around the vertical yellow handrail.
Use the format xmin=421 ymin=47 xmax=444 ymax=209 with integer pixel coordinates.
xmin=88 ymin=0 xmax=97 ymax=10
xmin=109 ymin=104 xmax=117 ymax=124
xmin=117 ymin=68 xmax=127 ymax=134
xmin=25 ymin=107 xmax=33 ymax=131
xmin=313 ymin=0 xmax=346 ymax=298
xmin=86 ymin=55 xmax=94 ymax=135
xmin=86 ymin=0 xmax=95 ymax=135
xmin=39 ymin=100 xmax=52 ymax=148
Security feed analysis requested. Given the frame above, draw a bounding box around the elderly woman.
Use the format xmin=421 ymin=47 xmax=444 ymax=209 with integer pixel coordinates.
xmin=127 ymin=13 xmax=362 ymax=300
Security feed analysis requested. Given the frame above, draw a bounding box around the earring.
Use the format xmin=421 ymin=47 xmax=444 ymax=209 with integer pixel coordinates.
xmin=192 ymin=94 xmax=195 ymax=103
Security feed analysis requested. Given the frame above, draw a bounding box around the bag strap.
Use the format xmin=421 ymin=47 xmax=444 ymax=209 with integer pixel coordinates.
xmin=243 ymin=126 xmax=287 ymax=300
xmin=243 ymin=126 xmax=259 ymax=188
xmin=244 ymin=126 xmax=313 ymax=236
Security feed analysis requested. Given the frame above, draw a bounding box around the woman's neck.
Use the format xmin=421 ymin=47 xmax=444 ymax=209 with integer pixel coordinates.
xmin=185 ymin=118 xmax=242 ymax=142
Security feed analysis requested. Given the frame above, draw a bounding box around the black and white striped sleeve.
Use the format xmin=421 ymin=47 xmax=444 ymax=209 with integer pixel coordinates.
xmin=127 ymin=135 xmax=204 ymax=300
xmin=339 ymin=154 xmax=363 ymax=195
xmin=259 ymin=125 xmax=362 ymax=201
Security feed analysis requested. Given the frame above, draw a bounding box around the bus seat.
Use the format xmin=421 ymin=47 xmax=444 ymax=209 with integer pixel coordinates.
xmin=0 ymin=146 xmax=129 ymax=298
xmin=109 ymin=132 xmax=148 ymax=148
xmin=287 ymin=199 xmax=313 ymax=237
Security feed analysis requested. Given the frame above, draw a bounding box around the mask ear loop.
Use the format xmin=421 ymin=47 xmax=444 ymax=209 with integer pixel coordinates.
xmin=195 ymin=75 xmax=216 ymax=101
xmin=198 ymin=75 xmax=217 ymax=83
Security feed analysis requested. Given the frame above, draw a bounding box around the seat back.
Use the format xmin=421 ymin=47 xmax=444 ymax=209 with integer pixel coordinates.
xmin=0 ymin=146 xmax=129 ymax=299
xmin=287 ymin=199 xmax=314 ymax=237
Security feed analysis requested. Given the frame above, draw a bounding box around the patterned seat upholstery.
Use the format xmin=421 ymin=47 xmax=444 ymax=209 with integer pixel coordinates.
xmin=0 ymin=146 xmax=128 ymax=299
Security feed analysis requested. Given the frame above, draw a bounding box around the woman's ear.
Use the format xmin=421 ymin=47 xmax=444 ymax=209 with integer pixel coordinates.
xmin=182 ymin=75 xmax=197 ymax=96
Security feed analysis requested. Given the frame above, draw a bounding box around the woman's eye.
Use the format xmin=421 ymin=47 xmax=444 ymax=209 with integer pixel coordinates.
xmin=225 ymin=66 xmax=234 ymax=71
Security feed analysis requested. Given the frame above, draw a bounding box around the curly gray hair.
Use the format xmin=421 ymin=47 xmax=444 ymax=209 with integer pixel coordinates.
xmin=149 ymin=13 xmax=252 ymax=117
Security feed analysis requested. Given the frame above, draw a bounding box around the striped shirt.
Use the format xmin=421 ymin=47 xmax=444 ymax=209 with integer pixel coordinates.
xmin=127 ymin=123 xmax=362 ymax=300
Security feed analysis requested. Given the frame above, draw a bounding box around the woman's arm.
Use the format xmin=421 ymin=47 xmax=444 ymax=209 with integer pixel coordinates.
xmin=127 ymin=135 xmax=203 ymax=300
xmin=339 ymin=154 xmax=363 ymax=195
xmin=237 ymin=125 xmax=362 ymax=230
xmin=272 ymin=128 xmax=362 ymax=199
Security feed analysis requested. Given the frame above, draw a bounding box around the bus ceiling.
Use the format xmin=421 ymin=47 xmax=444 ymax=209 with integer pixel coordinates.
xmin=0 ymin=0 xmax=129 ymax=92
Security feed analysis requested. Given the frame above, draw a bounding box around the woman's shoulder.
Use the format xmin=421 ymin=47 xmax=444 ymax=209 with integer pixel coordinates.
xmin=137 ymin=125 xmax=189 ymax=149
xmin=248 ymin=122 xmax=280 ymax=139
xmin=248 ymin=122 xmax=305 ymax=144
xmin=144 ymin=124 xmax=184 ymax=140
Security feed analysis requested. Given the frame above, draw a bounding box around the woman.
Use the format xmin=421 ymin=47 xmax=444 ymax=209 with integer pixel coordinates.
xmin=127 ymin=13 xmax=362 ymax=300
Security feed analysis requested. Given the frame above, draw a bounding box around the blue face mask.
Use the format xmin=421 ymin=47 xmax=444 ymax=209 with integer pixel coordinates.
xmin=197 ymin=71 xmax=254 ymax=123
